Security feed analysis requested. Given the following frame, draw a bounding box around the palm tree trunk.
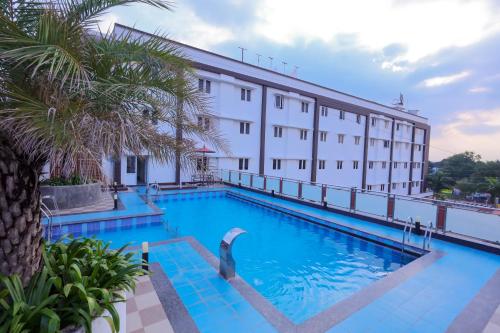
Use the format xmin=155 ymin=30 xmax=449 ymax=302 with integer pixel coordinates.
xmin=0 ymin=136 xmax=43 ymax=285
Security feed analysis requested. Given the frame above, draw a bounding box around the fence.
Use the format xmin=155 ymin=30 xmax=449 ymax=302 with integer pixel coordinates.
xmin=219 ymin=169 xmax=500 ymax=244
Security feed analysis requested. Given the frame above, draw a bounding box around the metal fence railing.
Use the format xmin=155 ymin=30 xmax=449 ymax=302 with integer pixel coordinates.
xmin=219 ymin=169 xmax=500 ymax=244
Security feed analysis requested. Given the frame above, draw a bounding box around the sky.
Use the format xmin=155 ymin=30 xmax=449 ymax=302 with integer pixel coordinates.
xmin=101 ymin=0 xmax=500 ymax=161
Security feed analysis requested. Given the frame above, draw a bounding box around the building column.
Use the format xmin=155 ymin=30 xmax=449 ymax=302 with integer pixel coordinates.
xmin=310 ymin=98 xmax=320 ymax=182
xmin=259 ymin=86 xmax=267 ymax=175
xmin=361 ymin=114 xmax=371 ymax=190
xmin=387 ymin=119 xmax=396 ymax=193
xmin=408 ymin=125 xmax=416 ymax=195
xmin=421 ymin=127 xmax=431 ymax=193
xmin=175 ymin=97 xmax=183 ymax=185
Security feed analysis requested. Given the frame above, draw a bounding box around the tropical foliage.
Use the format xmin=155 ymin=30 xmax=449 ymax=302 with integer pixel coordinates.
xmin=0 ymin=0 xmax=223 ymax=283
xmin=0 ymin=237 xmax=145 ymax=333
xmin=428 ymin=151 xmax=500 ymax=201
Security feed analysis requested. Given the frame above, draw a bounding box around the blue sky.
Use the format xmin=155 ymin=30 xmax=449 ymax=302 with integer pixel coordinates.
xmin=102 ymin=0 xmax=500 ymax=161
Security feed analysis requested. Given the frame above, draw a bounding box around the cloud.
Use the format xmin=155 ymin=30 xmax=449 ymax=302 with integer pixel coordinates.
xmin=420 ymin=71 xmax=471 ymax=88
xmin=468 ymin=86 xmax=492 ymax=93
xmin=430 ymin=108 xmax=500 ymax=161
xmin=253 ymin=0 xmax=500 ymax=70
xmin=103 ymin=2 xmax=235 ymax=49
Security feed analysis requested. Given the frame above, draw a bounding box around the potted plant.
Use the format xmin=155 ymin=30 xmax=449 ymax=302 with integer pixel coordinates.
xmin=0 ymin=238 xmax=146 ymax=333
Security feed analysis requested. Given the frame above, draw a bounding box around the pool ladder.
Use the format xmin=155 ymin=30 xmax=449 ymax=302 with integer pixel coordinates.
xmin=422 ymin=221 xmax=433 ymax=250
xmin=41 ymin=195 xmax=59 ymax=243
xmin=401 ymin=217 xmax=413 ymax=254
xmin=146 ymin=182 xmax=160 ymax=202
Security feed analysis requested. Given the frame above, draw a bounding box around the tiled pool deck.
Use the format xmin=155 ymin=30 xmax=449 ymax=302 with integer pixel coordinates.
xmin=52 ymin=186 xmax=500 ymax=333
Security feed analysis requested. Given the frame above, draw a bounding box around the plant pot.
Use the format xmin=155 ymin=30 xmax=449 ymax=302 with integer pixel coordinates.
xmin=61 ymin=292 xmax=127 ymax=333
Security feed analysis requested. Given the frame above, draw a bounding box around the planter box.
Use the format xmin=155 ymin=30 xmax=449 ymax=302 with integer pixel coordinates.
xmin=62 ymin=294 xmax=127 ymax=333
xmin=40 ymin=182 xmax=103 ymax=210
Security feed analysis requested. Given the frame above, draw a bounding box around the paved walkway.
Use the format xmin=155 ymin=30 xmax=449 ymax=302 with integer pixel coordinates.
xmin=126 ymin=275 xmax=174 ymax=333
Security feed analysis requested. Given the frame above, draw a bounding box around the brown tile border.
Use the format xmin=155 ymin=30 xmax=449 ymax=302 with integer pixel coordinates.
xmin=138 ymin=236 xmax=444 ymax=333
xmin=446 ymin=268 xmax=500 ymax=333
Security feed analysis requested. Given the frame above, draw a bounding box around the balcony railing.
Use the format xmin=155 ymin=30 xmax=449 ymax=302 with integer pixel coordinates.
xmin=218 ymin=169 xmax=500 ymax=245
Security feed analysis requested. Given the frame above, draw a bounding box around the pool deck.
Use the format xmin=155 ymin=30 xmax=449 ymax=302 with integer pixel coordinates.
xmin=53 ymin=186 xmax=500 ymax=333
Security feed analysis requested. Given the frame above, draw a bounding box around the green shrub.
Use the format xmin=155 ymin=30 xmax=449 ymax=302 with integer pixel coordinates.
xmin=41 ymin=176 xmax=92 ymax=186
xmin=0 ymin=268 xmax=60 ymax=333
xmin=0 ymin=238 xmax=146 ymax=333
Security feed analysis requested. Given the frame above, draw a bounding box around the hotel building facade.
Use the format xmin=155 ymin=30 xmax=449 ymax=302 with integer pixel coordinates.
xmin=107 ymin=24 xmax=430 ymax=196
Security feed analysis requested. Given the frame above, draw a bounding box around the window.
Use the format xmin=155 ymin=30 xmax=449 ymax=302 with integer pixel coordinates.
xmin=298 ymin=160 xmax=307 ymax=169
xmin=319 ymin=160 xmax=326 ymax=169
xmin=321 ymin=106 xmax=328 ymax=117
xmin=240 ymin=122 xmax=250 ymax=134
xmin=301 ymin=102 xmax=309 ymax=113
xmin=392 ymin=183 xmax=397 ymax=190
xmin=380 ymin=184 xmax=385 ymax=191
xmin=338 ymin=134 xmax=344 ymax=144
xmin=396 ymin=123 xmax=401 ymax=131
xmin=356 ymin=114 xmax=361 ymax=124
xmin=336 ymin=160 xmax=343 ymax=169
xmin=272 ymin=159 xmax=281 ymax=170
xmin=370 ymin=138 xmax=375 ymax=146
xmin=371 ymin=118 xmax=377 ymax=127
xmin=394 ymin=162 xmax=398 ymax=169
xmin=403 ymin=182 xmax=407 ymax=189
xmin=275 ymin=95 xmax=284 ymax=109
xmin=241 ymin=88 xmax=251 ymax=101
xmin=353 ymin=161 xmax=359 ymax=169
xmin=368 ymin=161 xmax=374 ymax=169
xmin=382 ymin=161 xmax=387 ymax=169
xmin=339 ymin=110 xmax=345 ymax=120
xmin=197 ymin=116 xmax=210 ymax=130
xmin=238 ymin=158 xmax=249 ymax=170
xmin=198 ymin=79 xmax=211 ymax=93
xmin=404 ymin=162 xmax=408 ymax=169
xmin=367 ymin=185 xmax=373 ymax=191
xmin=273 ymin=126 xmax=283 ymax=138
xmin=354 ymin=136 xmax=361 ymax=145
xmin=320 ymin=131 xmax=327 ymax=142
xmin=126 ymin=156 xmax=136 ymax=173
xmin=300 ymin=129 xmax=308 ymax=140
xmin=384 ymin=140 xmax=390 ymax=148
xmin=418 ymin=145 xmax=422 ymax=151
xmin=385 ymin=120 xmax=390 ymax=129
xmin=416 ymin=181 xmax=420 ymax=187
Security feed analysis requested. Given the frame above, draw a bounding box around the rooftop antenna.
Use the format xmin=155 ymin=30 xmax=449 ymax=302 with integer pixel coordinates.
xmin=256 ymin=53 xmax=262 ymax=66
xmin=268 ymin=56 xmax=274 ymax=70
xmin=238 ymin=46 xmax=247 ymax=62
xmin=392 ymin=93 xmax=405 ymax=111
xmin=282 ymin=61 xmax=287 ymax=74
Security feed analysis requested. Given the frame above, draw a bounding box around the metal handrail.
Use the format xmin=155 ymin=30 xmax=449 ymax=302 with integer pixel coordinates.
xmin=401 ymin=217 xmax=413 ymax=254
xmin=423 ymin=221 xmax=433 ymax=250
xmin=146 ymin=182 xmax=160 ymax=202
xmin=40 ymin=201 xmax=53 ymax=242
xmin=221 ymin=169 xmax=499 ymax=214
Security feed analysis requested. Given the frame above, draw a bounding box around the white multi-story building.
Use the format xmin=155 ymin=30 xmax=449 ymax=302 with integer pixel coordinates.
xmin=107 ymin=24 xmax=430 ymax=195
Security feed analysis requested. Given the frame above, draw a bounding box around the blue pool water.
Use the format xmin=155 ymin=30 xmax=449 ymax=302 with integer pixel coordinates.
xmin=69 ymin=192 xmax=416 ymax=323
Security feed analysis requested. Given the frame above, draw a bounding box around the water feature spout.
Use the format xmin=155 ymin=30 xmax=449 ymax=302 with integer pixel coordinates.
xmin=219 ymin=227 xmax=247 ymax=279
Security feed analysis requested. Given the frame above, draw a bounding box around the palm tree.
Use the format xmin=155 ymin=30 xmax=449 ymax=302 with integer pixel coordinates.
xmin=0 ymin=0 xmax=222 ymax=284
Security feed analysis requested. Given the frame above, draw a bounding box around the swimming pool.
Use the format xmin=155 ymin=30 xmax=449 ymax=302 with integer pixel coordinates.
xmin=60 ymin=190 xmax=417 ymax=323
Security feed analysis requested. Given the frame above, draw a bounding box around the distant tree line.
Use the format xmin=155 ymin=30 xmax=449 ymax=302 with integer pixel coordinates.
xmin=427 ymin=152 xmax=500 ymax=202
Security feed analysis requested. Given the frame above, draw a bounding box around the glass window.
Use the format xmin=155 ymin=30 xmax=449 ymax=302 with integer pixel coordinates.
xmin=126 ymin=156 xmax=136 ymax=173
